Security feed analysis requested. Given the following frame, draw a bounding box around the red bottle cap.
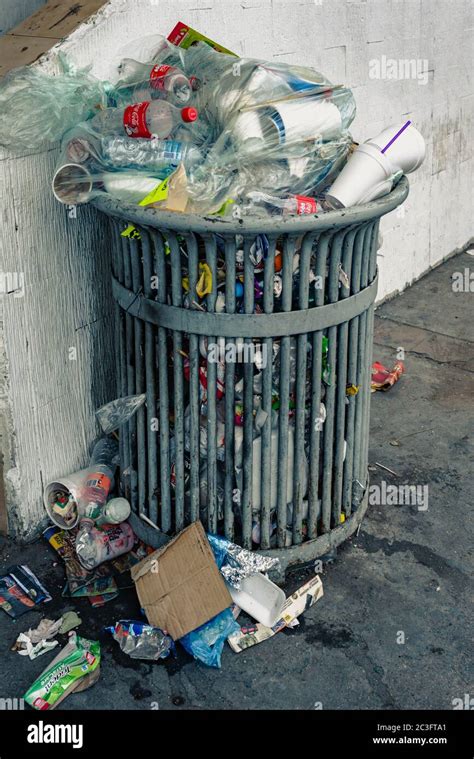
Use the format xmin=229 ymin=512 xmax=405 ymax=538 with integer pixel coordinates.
xmin=181 ymin=107 xmax=198 ymax=122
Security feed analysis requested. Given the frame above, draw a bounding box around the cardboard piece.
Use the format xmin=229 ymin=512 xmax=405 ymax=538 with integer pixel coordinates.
xmin=227 ymin=574 xmax=324 ymax=653
xmin=131 ymin=521 xmax=232 ymax=640
xmin=167 ymin=21 xmax=236 ymax=55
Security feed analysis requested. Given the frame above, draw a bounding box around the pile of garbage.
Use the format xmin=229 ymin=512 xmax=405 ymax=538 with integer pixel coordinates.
xmin=1 ymin=422 xmax=325 ymax=709
xmin=0 ymin=22 xmax=425 ymax=216
xmin=4 ymin=479 xmax=324 ymax=708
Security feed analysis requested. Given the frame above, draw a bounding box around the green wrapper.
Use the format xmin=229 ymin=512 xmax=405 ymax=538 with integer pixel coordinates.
xmin=24 ymin=634 xmax=100 ymax=710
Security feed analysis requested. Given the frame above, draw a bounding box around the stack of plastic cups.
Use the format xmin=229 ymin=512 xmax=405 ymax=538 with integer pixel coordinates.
xmin=325 ymin=121 xmax=425 ymax=208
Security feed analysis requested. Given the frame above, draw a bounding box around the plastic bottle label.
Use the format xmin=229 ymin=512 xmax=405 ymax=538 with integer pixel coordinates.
xmin=138 ymin=175 xmax=170 ymax=206
xmin=123 ymin=102 xmax=152 ymax=138
xmin=295 ymin=195 xmax=317 ymax=214
xmin=84 ymin=473 xmax=111 ymax=491
xmin=150 ymin=64 xmax=174 ymax=91
xmin=268 ymin=109 xmax=286 ymax=143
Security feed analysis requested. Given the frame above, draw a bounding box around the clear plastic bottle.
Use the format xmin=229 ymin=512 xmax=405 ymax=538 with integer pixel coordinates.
xmin=101 ymin=136 xmax=203 ymax=170
xmin=90 ymin=101 xmax=198 ymax=140
xmin=95 ymin=497 xmax=131 ymax=527
xmin=246 ymin=191 xmax=326 ymax=216
xmin=116 ymin=60 xmax=199 ymax=105
xmin=75 ymin=518 xmax=135 ymax=569
xmin=78 ymin=437 xmax=118 ymax=520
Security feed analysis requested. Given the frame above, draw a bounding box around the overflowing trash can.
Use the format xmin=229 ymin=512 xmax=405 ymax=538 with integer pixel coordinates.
xmin=93 ymin=175 xmax=408 ymax=573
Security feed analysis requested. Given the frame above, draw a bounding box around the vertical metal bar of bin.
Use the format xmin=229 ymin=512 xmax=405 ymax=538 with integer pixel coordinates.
xmin=241 ymin=236 xmax=254 ymax=549
xmin=260 ymin=236 xmax=276 ymax=549
xmin=332 ymin=227 xmax=356 ymax=524
xmin=276 ymin=234 xmax=296 ymax=548
xmin=361 ymin=221 xmax=379 ymax=488
xmin=130 ymin=234 xmax=146 ymax=517
xmin=342 ymin=224 xmax=365 ymax=516
xmin=122 ymin=234 xmax=138 ymax=513
xmin=110 ymin=221 xmax=121 ymax=400
xmin=308 ymin=232 xmax=329 ymax=538
xmin=205 ymin=235 xmax=218 ymax=534
xmin=151 ymin=230 xmax=171 ymax=533
xmin=121 ymin=237 xmax=136 ymax=510
xmin=321 ymin=230 xmax=344 ymax=531
xmin=357 ymin=229 xmax=373 ymax=497
xmin=141 ymin=230 xmax=159 ymax=524
xmin=352 ymin=223 xmax=372 ymax=509
xmin=119 ymin=232 xmax=131 ymax=501
xmin=185 ymin=233 xmax=200 ymax=524
xmin=168 ymin=232 xmax=185 ymax=532
xmin=292 ymin=232 xmax=313 ymax=545
xmin=224 ymin=236 xmax=236 ymax=540
xmin=111 ymin=223 xmax=125 ymax=486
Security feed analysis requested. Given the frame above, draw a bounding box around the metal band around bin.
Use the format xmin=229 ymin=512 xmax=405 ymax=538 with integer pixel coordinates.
xmin=112 ymin=273 xmax=378 ymax=338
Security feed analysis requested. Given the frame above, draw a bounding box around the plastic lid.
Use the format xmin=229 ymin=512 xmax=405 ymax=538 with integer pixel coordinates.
xmin=181 ymin=107 xmax=198 ymax=122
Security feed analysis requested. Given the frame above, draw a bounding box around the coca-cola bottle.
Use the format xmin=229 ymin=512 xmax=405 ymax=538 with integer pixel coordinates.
xmin=116 ymin=60 xmax=200 ymax=105
xmin=90 ymin=101 xmax=198 ymax=140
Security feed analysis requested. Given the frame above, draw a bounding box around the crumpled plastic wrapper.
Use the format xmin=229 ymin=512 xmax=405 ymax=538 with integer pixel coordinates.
xmin=106 ymin=620 xmax=174 ymax=661
xmin=207 ymin=533 xmax=279 ymax=589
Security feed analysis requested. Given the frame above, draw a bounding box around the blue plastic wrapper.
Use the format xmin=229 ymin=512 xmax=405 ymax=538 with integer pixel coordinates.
xmin=179 ymin=607 xmax=239 ymax=668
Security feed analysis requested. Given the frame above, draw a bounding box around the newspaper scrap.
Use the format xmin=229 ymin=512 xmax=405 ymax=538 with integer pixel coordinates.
xmin=227 ymin=574 xmax=323 ymax=653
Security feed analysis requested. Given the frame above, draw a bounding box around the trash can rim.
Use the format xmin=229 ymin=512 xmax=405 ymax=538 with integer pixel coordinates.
xmin=91 ymin=176 xmax=409 ymax=234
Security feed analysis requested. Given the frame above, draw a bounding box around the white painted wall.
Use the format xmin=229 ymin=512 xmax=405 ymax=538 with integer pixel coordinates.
xmin=1 ymin=0 xmax=472 ymax=537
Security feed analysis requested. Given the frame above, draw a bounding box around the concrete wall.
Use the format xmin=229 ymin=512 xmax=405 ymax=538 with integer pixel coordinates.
xmin=1 ymin=0 xmax=472 ymax=538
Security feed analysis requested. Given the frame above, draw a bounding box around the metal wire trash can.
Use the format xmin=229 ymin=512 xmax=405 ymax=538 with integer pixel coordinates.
xmin=93 ymin=177 xmax=408 ymax=576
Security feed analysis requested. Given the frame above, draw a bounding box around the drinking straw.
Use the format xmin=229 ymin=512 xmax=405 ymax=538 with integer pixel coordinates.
xmin=381 ymin=119 xmax=411 ymax=154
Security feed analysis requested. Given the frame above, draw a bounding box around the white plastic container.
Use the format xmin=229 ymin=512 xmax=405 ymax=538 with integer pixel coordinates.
xmin=227 ymin=573 xmax=286 ymax=628
xmin=43 ymin=468 xmax=89 ymax=530
xmin=366 ymin=121 xmax=425 ymax=174
xmin=263 ymin=99 xmax=342 ymax=144
xmin=102 ymin=173 xmax=161 ymax=203
xmin=325 ymin=142 xmax=395 ymax=209
xmin=232 ymin=111 xmax=265 ymax=145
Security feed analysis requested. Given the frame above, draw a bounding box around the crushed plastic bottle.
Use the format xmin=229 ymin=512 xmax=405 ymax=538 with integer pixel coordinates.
xmin=106 ymin=620 xmax=174 ymax=660
xmin=90 ymin=101 xmax=198 ymax=139
xmin=75 ymin=519 xmax=135 ymax=569
xmin=115 ymin=60 xmax=199 ymax=105
xmin=245 ymin=191 xmax=327 ymax=216
xmin=101 ymin=136 xmax=203 ymax=171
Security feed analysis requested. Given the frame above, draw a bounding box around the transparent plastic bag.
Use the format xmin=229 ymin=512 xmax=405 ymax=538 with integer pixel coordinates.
xmin=179 ymin=608 xmax=239 ymax=668
xmin=96 ymin=394 xmax=147 ymax=434
xmin=43 ymin=36 xmax=356 ymax=216
xmin=176 ymin=42 xmax=356 ymax=213
xmin=0 ymin=57 xmax=107 ymax=152
xmin=53 ymin=122 xmax=198 ymax=206
xmin=107 ymin=34 xmax=185 ymax=83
